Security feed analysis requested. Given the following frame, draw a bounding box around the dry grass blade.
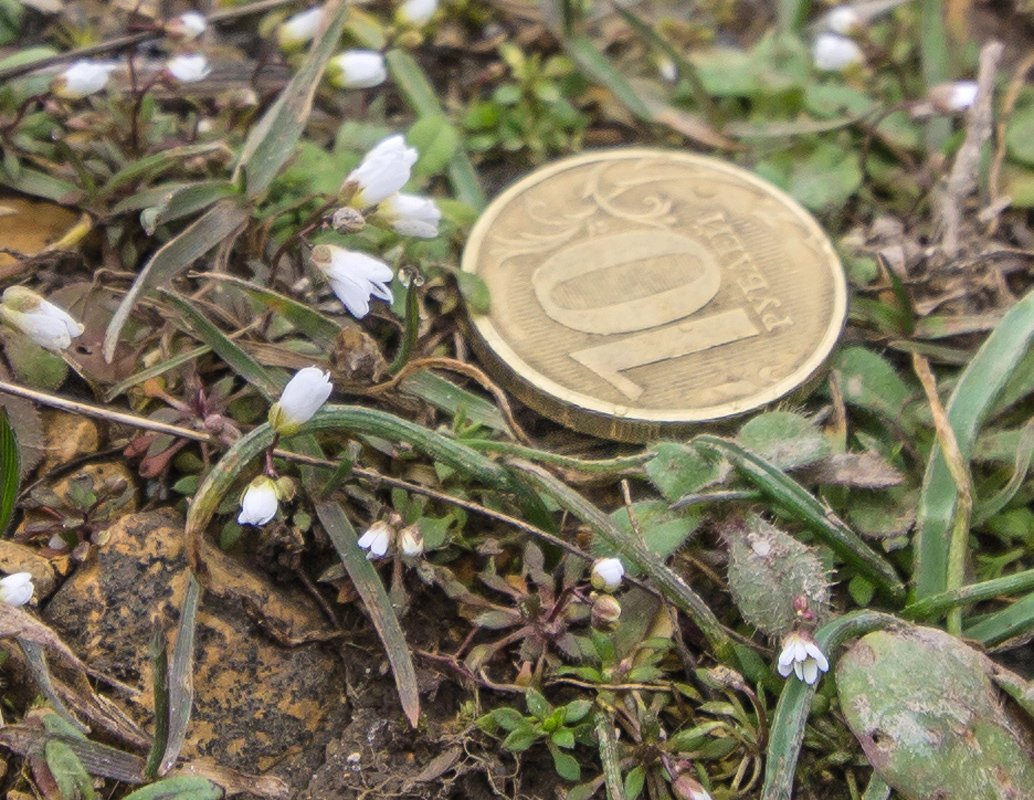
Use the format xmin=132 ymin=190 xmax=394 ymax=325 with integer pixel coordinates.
xmin=160 ymin=574 xmax=202 ymax=775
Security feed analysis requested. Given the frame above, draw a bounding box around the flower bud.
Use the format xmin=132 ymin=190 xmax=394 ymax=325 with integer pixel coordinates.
xmin=824 ymin=6 xmax=863 ymax=35
xmin=373 ymin=193 xmax=441 ymax=238
xmin=166 ymin=53 xmax=212 ymax=83
xmin=0 ymin=572 xmax=34 ymax=607
xmin=0 ymin=286 xmax=84 ymax=351
xmin=52 ymin=60 xmax=119 ymax=99
xmin=341 ymin=134 xmax=419 ymax=207
xmin=238 ymin=475 xmax=280 ymax=527
xmin=591 ymin=593 xmax=621 ymax=631
xmin=328 ymin=50 xmax=388 ymax=90
xmin=929 ymin=80 xmax=979 ymax=113
xmin=357 ymin=520 xmax=394 ymax=559
xmin=166 ymin=11 xmax=207 ymax=42
xmin=268 ymin=366 xmax=333 ymax=436
xmin=591 ymin=557 xmax=624 ymax=592
xmin=396 ymin=0 xmax=438 ymax=26
xmin=812 ymin=33 xmax=864 ymax=72
xmin=398 ymin=524 xmax=424 ymax=557
xmin=330 ymin=206 xmax=367 ymax=234
xmin=277 ymin=6 xmax=324 ymax=51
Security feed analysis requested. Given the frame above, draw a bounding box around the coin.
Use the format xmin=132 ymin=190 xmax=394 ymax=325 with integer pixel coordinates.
xmin=461 ymin=149 xmax=847 ymax=442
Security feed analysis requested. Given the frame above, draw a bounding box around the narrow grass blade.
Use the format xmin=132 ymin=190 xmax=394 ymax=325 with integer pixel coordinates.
xmin=199 ymin=274 xmax=342 ymax=346
xmin=17 ymin=640 xmax=86 ymax=732
xmin=465 ymin=439 xmax=648 ymax=474
xmin=990 ymin=664 xmax=1034 ymax=722
xmin=972 ymin=414 xmax=1034 ymax=525
xmin=0 ymin=407 xmax=20 ymax=536
xmin=563 ymin=33 xmax=653 ymax=119
xmin=145 ymin=626 xmax=170 ymax=780
xmin=903 ymin=567 xmax=1034 ymax=621
xmin=102 ymin=199 xmax=250 ymax=362
xmin=862 ymin=773 xmax=891 ymax=800
xmin=0 ymin=166 xmax=80 ymax=204
xmin=695 ymin=435 xmax=906 ymax=604
xmin=964 ymin=591 xmax=1034 ymax=646
xmin=100 ymin=144 xmax=227 ymax=197
xmin=778 ymin=0 xmax=810 ymax=34
xmin=915 ymin=288 xmax=1034 ymax=600
xmin=104 ymin=345 xmax=212 ymax=402
xmin=160 ymin=573 xmax=201 ymax=775
xmin=920 ymin=0 xmax=951 ymax=153
xmin=316 ymin=501 xmax=420 ymax=726
xmin=385 ymin=49 xmax=486 ymax=209
xmin=388 ymin=280 xmax=420 ymax=374
xmin=762 ymin=610 xmax=898 ymax=800
xmin=510 ymin=459 xmax=737 ymax=667
xmin=400 ymin=372 xmax=508 ymax=434
xmin=233 ymin=0 xmax=351 ymax=196
xmin=122 ymin=776 xmax=222 ymax=800
xmin=159 ymin=290 xmax=283 ymax=401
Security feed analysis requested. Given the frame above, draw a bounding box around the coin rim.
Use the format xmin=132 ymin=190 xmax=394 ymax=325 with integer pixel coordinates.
xmin=461 ymin=148 xmax=847 ymax=430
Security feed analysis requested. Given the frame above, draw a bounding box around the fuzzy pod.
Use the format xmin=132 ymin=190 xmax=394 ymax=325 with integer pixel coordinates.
xmin=725 ymin=515 xmax=830 ymax=638
xmin=837 ymin=625 xmax=1034 ymax=800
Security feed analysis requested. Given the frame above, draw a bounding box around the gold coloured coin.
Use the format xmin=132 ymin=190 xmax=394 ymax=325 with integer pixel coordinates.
xmin=461 ymin=149 xmax=847 ymax=442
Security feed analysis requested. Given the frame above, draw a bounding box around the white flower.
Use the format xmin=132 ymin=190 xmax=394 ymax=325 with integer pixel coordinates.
xmin=0 ymin=573 xmax=34 ymax=607
xmin=396 ymin=0 xmax=438 ymax=26
xmin=399 ymin=525 xmax=424 ymax=557
xmin=812 ymin=33 xmax=864 ymax=72
xmin=278 ymin=5 xmax=324 ymax=50
xmin=167 ymin=11 xmax=207 ymax=41
xmin=52 ymin=60 xmax=119 ymax=99
xmin=311 ymin=244 xmax=394 ymax=319
xmin=375 ymin=193 xmax=441 ymax=238
xmin=238 ymin=475 xmax=279 ymax=527
xmin=0 ymin=286 xmax=84 ymax=351
xmin=777 ymin=630 xmax=829 ymax=685
xmin=166 ymin=53 xmax=211 ymax=83
xmin=358 ymin=520 xmax=393 ymax=558
xmin=343 ymin=134 xmax=419 ymax=207
xmin=824 ymin=6 xmax=862 ymax=35
xmin=591 ymin=557 xmax=625 ymax=592
xmin=929 ymin=80 xmax=979 ymax=112
xmin=269 ymin=367 xmax=333 ymax=436
xmin=329 ymin=50 xmax=387 ymax=90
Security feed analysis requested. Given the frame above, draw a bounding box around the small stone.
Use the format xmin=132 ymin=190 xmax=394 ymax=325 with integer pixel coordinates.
xmin=0 ymin=540 xmax=57 ymax=599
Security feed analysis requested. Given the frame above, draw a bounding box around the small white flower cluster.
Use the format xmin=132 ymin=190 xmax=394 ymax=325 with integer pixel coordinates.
xmin=0 ymin=286 xmax=84 ymax=351
xmin=811 ymin=5 xmax=864 ymax=72
xmin=51 ymin=10 xmax=210 ymax=98
xmin=357 ymin=519 xmax=424 ymax=559
xmin=777 ymin=630 xmax=829 ymax=685
xmin=278 ymin=0 xmax=439 ymax=55
xmin=312 ymin=134 xmax=442 ymax=319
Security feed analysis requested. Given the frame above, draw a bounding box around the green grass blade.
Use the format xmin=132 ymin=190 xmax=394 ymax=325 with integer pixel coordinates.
xmin=102 ymin=199 xmax=250 ymax=362
xmin=145 ymin=626 xmax=170 ymax=780
xmin=17 ymin=640 xmax=86 ymax=733
xmin=903 ymin=568 xmax=1034 ymax=621
xmin=400 ymin=372 xmax=508 ymax=434
xmin=160 ymin=573 xmax=201 ymax=775
xmin=159 ymin=290 xmax=283 ymax=401
xmin=100 ymin=144 xmax=227 ymax=197
xmin=0 ymin=407 xmax=20 ymax=537
xmin=695 ymin=435 xmax=906 ymax=604
xmin=122 ymin=776 xmax=222 ymax=800
xmin=104 ymin=345 xmax=212 ymax=402
xmin=972 ymin=415 xmax=1034 ymax=526
xmin=920 ymin=0 xmax=951 ymax=154
xmin=762 ymin=610 xmax=898 ymax=800
xmin=778 ymin=0 xmax=810 ymax=34
xmin=232 ymin=0 xmax=351 ymax=196
xmin=316 ymin=501 xmax=420 ymax=726
xmin=510 ymin=459 xmax=737 ymax=667
xmin=563 ymin=33 xmax=653 ymax=120
xmin=964 ymin=591 xmax=1034 ymax=646
xmin=46 ymin=740 xmax=96 ymax=800
xmin=0 ymin=165 xmax=80 ymax=204
xmin=915 ymin=288 xmax=1034 ymax=600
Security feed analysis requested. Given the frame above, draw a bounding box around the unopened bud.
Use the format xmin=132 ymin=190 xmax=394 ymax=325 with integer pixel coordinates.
xmin=591 ymin=592 xmax=621 ymax=631
xmin=399 ymin=524 xmax=424 ymax=557
xmin=331 ymin=206 xmax=366 ymax=233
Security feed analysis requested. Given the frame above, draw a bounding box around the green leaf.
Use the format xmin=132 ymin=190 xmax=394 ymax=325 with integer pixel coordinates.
xmin=491 ymin=707 xmax=526 ymax=731
xmin=450 ymin=268 xmax=491 ymax=315
xmin=407 ymin=115 xmax=460 ymax=178
xmin=563 ymin=699 xmax=592 ymax=724
xmin=1007 ymin=106 xmax=1034 ymax=167
xmin=45 ymin=740 xmax=96 ymax=800
xmin=787 ymin=141 xmax=862 ymax=212
xmin=101 ymin=145 xmax=227 ymax=197
xmin=525 ymin=688 xmax=552 ymax=720
xmin=0 ymin=164 xmax=80 ymax=204
xmin=738 ymin=411 xmax=831 ymax=470
xmin=916 ymin=287 xmax=1034 ymax=599
xmin=0 ymin=407 xmax=19 ymax=537
xmin=624 ymin=765 xmax=646 ymax=800
xmin=549 ymin=744 xmax=581 ymax=781
xmin=644 ymin=442 xmax=724 ymax=503
xmin=102 ymin=199 xmax=250 ymax=362
xmin=233 ymin=0 xmax=351 ymax=195
xmin=551 ymin=727 xmax=576 ymax=749
xmin=159 ymin=573 xmax=201 ymax=774
xmin=121 ymin=776 xmax=222 ymax=800
xmin=503 ymin=725 xmax=538 ymax=752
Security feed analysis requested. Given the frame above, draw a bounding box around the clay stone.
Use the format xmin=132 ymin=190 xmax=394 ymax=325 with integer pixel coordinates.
xmin=43 ymin=508 xmax=348 ymax=793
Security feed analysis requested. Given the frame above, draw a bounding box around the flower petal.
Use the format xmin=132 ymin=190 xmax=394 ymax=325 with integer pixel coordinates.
xmin=802 ymin=658 xmax=819 ymax=685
